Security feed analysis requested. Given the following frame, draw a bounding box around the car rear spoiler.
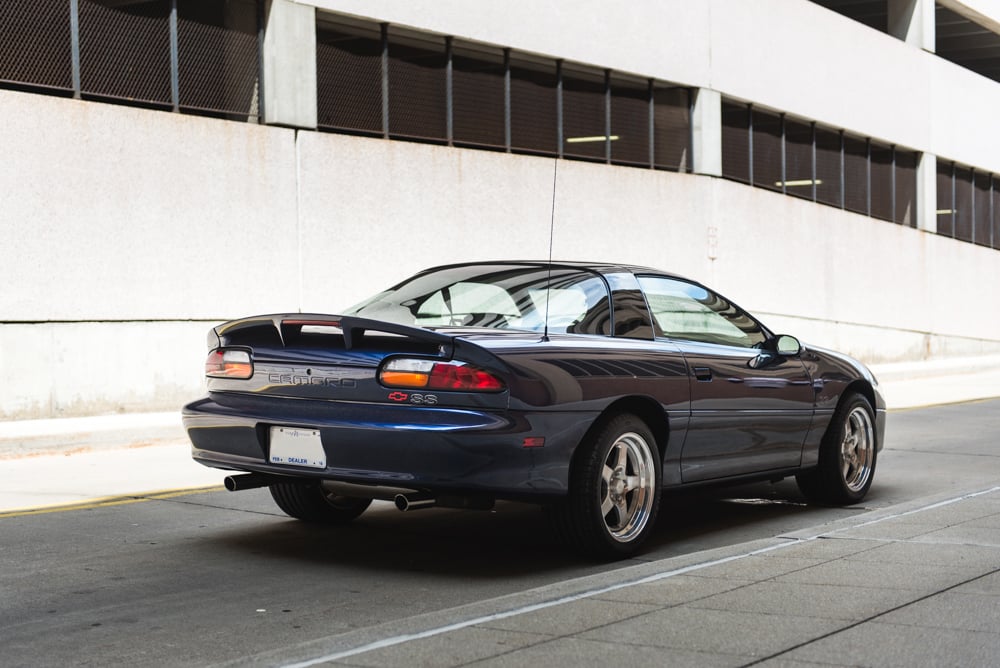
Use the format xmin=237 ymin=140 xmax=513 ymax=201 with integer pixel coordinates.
xmin=209 ymin=314 xmax=504 ymax=369
xmin=213 ymin=313 xmax=450 ymax=347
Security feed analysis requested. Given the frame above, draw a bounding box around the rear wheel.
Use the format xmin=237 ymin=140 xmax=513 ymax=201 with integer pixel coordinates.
xmin=796 ymin=392 xmax=877 ymax=505
xmin=269 ymin=482 xmax=371 ymax=524
xmin=547 ymin=414 xmax=661 ymax=559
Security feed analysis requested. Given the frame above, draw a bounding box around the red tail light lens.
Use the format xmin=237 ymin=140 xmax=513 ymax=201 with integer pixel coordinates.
xmin=205 ymin=349 xmax=253 ymax=379
xmin=380 ymin=358 xmax=504 ymax=392
xmin=428 ymin=362 xmax=504 ymax=390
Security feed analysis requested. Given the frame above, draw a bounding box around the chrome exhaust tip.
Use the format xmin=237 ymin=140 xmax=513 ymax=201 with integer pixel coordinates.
xmin=394 ymin=493 xmax=436 ymax=512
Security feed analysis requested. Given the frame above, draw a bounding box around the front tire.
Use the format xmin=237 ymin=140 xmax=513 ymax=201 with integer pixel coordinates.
xmin=796 ymin=392 xmax=877 ymax=505
xmin=547 ymin=414 xmax=661 ymax=559
xmin=269 ymin=482 xmax=372 ymax=524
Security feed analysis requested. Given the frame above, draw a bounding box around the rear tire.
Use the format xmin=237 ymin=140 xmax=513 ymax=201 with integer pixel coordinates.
xmin=547 ymin=414 xmax=661 ymax=560
xmin=269 ymin=482 xmax=371 ymax=524
xmin=796 ymin=392 xmax=877 ymax=505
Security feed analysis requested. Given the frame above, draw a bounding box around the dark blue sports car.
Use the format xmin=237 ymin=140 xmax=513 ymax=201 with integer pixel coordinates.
xmin=183 ymin=262 xmax=885 ymax=558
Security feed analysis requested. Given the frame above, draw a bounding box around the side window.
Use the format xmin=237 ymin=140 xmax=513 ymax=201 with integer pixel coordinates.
xmin=637 ymin=276 xmax=766 ymax=348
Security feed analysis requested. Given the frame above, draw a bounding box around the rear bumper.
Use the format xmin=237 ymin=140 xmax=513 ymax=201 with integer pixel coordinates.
xmin=182 ymin=394 xmax=595 ymax=500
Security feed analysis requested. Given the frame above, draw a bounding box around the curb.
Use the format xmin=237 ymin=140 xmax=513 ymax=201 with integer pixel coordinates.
xmin=0 ymin=412 xmax=185 ymax=458
xmin=869 ymin=354 xmax=1000 ymax=382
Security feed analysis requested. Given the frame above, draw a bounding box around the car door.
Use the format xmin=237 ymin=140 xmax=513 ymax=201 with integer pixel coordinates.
xmin=636 ymin=276 xmax=815 ymax=482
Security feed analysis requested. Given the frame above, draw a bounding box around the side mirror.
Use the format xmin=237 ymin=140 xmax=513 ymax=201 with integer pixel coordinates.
xmin=774 ymin=334 xmax=802 ymax=356
xmin=749 ymin=335 xmax=803 ymax=368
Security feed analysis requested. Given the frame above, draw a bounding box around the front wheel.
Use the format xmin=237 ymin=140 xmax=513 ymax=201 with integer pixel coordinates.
xmin=547 ymin=414 xmax=661 ymax=559
xmin=796 ymin=392 xmax=877 ymax=505
xmin=269 ymin=482 xmax=372 ymax=524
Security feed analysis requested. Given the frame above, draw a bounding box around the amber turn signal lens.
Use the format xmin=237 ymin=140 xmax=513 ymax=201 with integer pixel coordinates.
xmin=379 ymin=370 xmax=430 ymax=387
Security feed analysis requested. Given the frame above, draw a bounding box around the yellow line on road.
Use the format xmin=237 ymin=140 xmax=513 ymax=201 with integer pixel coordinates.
xmin=0 ymin=485 xmax=224 ymax=519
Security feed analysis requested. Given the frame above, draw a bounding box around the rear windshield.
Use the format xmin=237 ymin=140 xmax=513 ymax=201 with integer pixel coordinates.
xmin=344 ymin=265 xmax=612 ymax=335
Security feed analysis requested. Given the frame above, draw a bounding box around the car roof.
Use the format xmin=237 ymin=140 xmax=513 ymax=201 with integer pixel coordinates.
xmin=417 ymin=260 xmax=690 ymax=282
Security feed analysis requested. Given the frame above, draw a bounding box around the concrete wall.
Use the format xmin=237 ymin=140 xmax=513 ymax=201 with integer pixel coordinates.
xmin=4 ymin=0 xmax=1000 ymax=419
xmin=0 ymin=322 xmax=209 ymax=419
xmin=0 ymin=92 xmax=301 ymax=321
xmin=0 ymin=90 xmax=300 ymax=419
xmin=4 ymin=87 xmax=1000 ymax=419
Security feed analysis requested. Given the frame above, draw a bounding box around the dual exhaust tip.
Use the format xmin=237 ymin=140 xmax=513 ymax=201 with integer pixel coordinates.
xmin=223 ymin=473 xmax=492 ymax=512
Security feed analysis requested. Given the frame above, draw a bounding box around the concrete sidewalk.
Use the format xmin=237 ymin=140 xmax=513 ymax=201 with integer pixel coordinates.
xmin=870 ymin=353 xmax=1000 ymax=410
xmin=0 ymin=411 xmax=218 ymax=512
xmin=242 ymin=485 xmax=1000 ymax=667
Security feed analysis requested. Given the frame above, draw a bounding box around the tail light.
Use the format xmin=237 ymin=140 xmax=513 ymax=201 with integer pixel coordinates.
xmin=205 ymin=349 xmax=253 ymax=379
xmin=380 ymin=358 xmax=504 ymax=392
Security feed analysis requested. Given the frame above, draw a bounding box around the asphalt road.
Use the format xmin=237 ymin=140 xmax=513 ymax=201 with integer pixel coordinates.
xmin=2 ymin=399 xmax=998 ymax=667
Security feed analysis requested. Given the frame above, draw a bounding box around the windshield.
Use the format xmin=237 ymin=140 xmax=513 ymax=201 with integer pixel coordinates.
xmin=345 ymin=264 xmax=612 ymax=335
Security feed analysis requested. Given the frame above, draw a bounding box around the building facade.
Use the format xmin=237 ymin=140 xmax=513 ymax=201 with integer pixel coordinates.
xmin=2 ymin=0 xmax=999 ymax=419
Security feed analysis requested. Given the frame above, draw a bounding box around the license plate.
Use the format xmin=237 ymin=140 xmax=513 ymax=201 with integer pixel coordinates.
xmin=269 ymin=427 xmax=326 ymax=469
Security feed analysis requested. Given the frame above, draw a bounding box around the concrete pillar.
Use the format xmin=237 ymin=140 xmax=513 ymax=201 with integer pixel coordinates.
xmin=916 ymin=152 xmax=938 ymax=233
xmin=691 ymin=88 xmax=722 ymax=177
xmin=262 ymin=0 xmax=317 ymax=128
xmin=888 ymin=0 xmax=935 ymax=52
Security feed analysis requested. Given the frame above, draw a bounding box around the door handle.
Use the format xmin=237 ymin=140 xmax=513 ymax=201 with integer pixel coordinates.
xmin=693 ymin=367 xmax=712 ymax=381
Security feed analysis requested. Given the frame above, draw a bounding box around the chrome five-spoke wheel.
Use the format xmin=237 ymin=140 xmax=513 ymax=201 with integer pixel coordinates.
xmin=841 ymin=405 xmax=875 ymax=493
xmin=547 ymin=413 xmax=662 ymax=559
xmin=796 ymin=391 xmax=878 ymax=505
xmin=601 ymin=431 xmax=657 ymax=543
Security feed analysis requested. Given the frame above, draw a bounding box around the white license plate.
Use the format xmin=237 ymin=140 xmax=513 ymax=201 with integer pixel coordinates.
xmin=269 ymin=427 xmax=326 ymax=469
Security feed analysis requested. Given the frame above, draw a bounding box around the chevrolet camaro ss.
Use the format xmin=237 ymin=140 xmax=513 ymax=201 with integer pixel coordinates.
xmin=183 ymin=262 xmax=886 ymax=558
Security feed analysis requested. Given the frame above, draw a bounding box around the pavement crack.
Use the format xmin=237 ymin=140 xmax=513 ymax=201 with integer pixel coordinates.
xmin=736 ymin=565 xmax=1000 ymax=668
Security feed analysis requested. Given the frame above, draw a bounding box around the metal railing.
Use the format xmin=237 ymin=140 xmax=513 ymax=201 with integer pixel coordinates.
xmin=0 ymin=0 xmax=259 ymax=120
xmin=721 ymin=100 xmax=920 ymax=228
xmin=315 ymin=20 xmax=692 ymax=170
